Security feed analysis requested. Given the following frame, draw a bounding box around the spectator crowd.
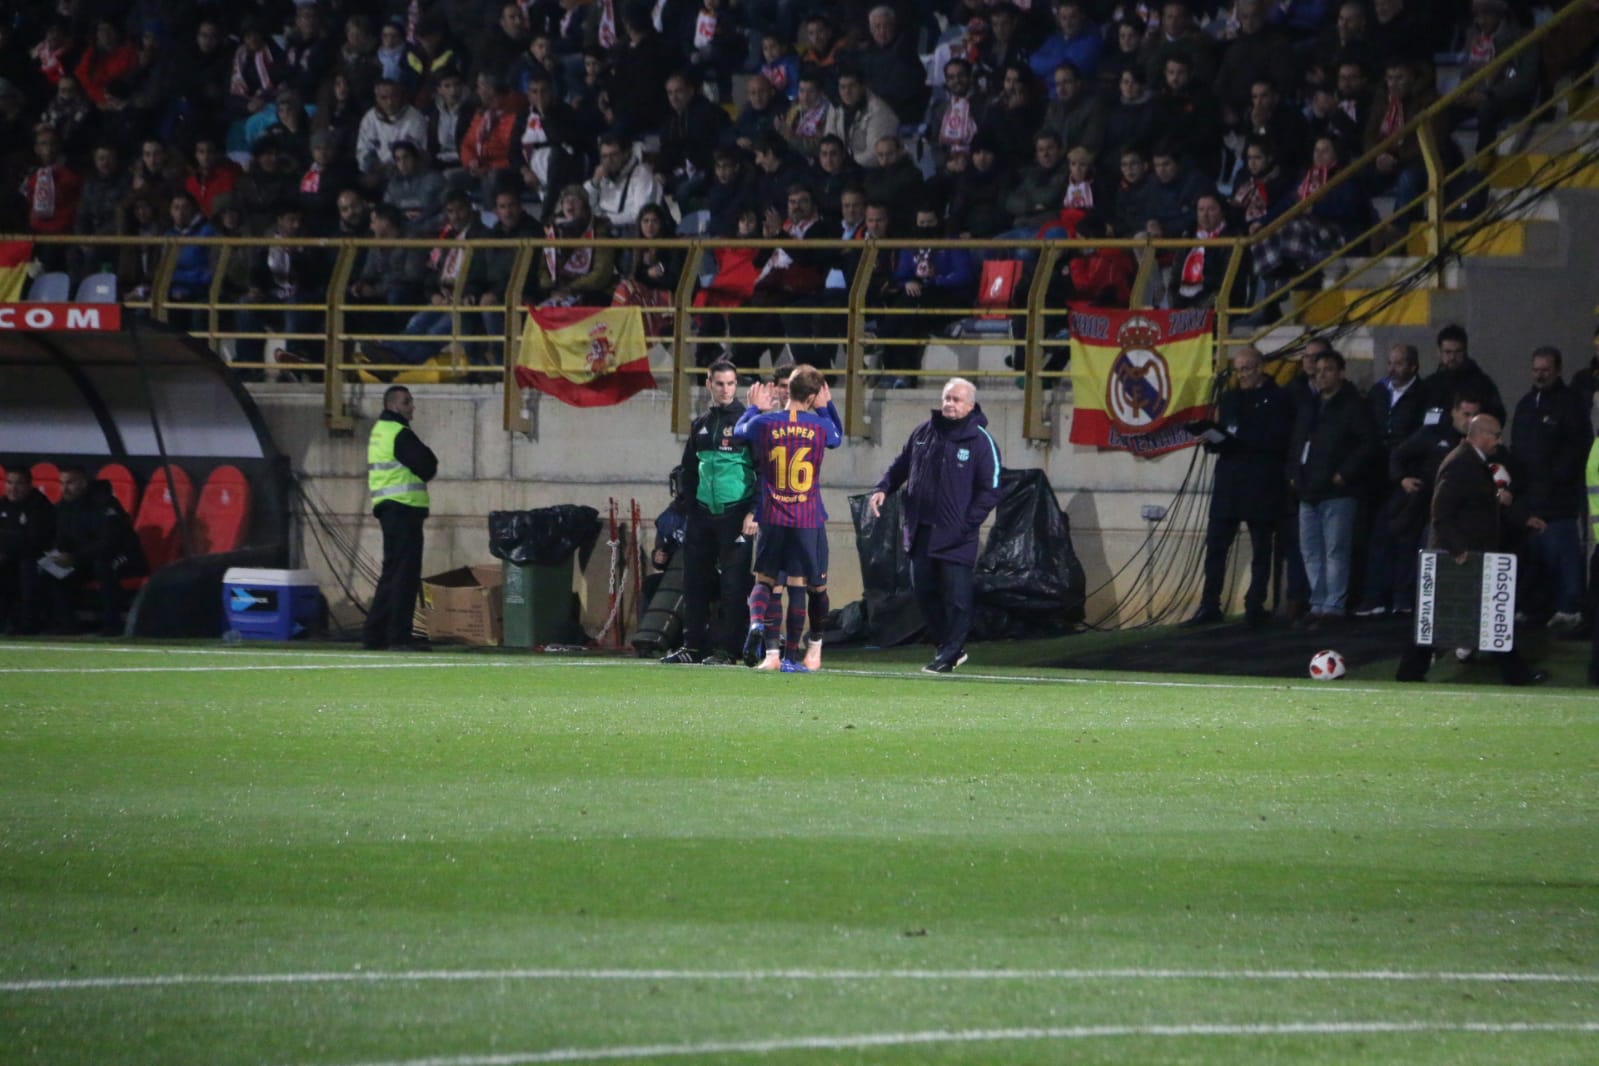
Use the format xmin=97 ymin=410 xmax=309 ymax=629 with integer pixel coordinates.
xmin=0 ymin=0 xmax=1573 ymax=372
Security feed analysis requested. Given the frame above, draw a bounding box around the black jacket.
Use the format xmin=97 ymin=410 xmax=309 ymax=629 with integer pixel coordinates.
xmin=1421 ymin=356 xmax=1505 ymax=422
xmin=1367 ymin=376 xmax=1429 ymax=450
xmin=1509 ymin=378 xmax=1594 ymax=520
xmin=677 ymin=400 xmax=755 ymax=519
xmin=54 ymin=481 xmax=143 ymax=569
xmin=874 ymin=404 xmax=1004 ymax=566
xmin=1388 ymin=419 xmax=1464 ymax=537
xmin=1207 ymin=378 xmax=1292 ymax=523
xmin=0 ymin=487 xmax=55 ymax=563
xmin=1289 ymin=380 xmax=1380 ymax=502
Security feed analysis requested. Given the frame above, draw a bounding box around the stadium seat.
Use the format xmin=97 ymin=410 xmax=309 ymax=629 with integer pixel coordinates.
xmin=191 ymin=465 xmax=251 ymax=554
xmin=76 ymin=273 xmax=118 ymax=303
xmin=948 ymin=259 xmax=1022 ymax=340
xmin=26 ymin=271 xmax=70 ymax=302
xmin=133 ymin=466 xmax=195 ymax=572
xmin=95 ymin=463 xmax=139 ymax=514
xmin=30 ymin=461 xmax=61 ymax=502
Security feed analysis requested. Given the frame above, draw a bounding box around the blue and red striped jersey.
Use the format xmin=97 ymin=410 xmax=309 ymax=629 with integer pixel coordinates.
xmin=733 ymin=403 xmax=843 ymax=528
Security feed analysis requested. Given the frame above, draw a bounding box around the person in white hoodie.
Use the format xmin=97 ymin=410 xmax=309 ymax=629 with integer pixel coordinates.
xmin=583 ymin=134 xmax=663 ymax=236
xmin=356 ymin=78 xmax=428 ymax=184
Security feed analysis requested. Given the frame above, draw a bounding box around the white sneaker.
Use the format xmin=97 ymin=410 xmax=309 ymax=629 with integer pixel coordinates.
xmin=1548 ymin=611 xmax=1582 ymax=630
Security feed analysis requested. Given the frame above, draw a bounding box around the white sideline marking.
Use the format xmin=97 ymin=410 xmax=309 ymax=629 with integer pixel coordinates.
xmin=326 ymin=1021 xmax=1599 ymax=1065
xmin=8 ymin=966 xmax=1599 ymax=992
xmin=1 ymin=648 xmax=1590 ymax=700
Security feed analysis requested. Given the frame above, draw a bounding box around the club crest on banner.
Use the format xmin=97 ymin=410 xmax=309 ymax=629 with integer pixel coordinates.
xmin=1106 ymin=315 xmax=1170 ymax=435
xmin=585 ymin=322 xmax=616 ymax=375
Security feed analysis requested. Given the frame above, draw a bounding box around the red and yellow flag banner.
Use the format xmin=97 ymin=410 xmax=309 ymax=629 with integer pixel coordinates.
xmin=514 ymin=305 xmax=656 ymax=407
xmin=1068 ymin=308 xmax=1214 ymax=457
xmin=0 ymin=241 xmax=33 ymax=302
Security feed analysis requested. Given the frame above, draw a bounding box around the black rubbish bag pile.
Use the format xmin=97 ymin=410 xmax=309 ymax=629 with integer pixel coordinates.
xmin=487 ymin=505 xmax=603 ymax=568
xmin=848 ymin=468 xmax=1086 ymax=646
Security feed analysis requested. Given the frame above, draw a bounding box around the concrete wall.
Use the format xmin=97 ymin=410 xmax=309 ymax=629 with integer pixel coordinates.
xmin=251 ymin=377 xmax=1223 ymax=637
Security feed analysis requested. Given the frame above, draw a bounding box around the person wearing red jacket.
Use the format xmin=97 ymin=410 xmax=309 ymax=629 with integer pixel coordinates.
xmin=74 ymin=20 xmax=139 ymax=107
xmin=460 ymin=73 xmax=520 ymax=203
xmin=21 ymin=127 xmax=82 ymax=269
xmin=183 ymin=139 xmax=242 ymax=219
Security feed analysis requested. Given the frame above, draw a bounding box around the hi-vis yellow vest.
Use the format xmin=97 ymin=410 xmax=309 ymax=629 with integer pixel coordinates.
xmin=368 ymin=419 xmax=430 ymax=509
xmin=1586 ymin=437 xmax=1599 ymax=540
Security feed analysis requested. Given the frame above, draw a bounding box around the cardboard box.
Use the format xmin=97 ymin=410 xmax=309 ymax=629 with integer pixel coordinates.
xmin=422 ymin=565 xmax=504 ymax=646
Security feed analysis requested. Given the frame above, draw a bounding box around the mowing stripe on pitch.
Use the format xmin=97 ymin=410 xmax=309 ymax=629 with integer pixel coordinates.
xmin=323 ymin=1021 xmax=1599 ymax=1065
xmin=8 ymin=966 xmax=1599 ymax=992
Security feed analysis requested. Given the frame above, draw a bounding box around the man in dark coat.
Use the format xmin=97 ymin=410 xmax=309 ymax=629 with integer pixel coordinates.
xmin=46 ymin=466 xmax=147 ymax=636
xmin=1288 ymin=348 xmax=1380 ymax=627
xmin=867 ymin=378 xmax=1004 ymax=674
xmin=0 ymin=467 xmax=55 ymax=634
xmin=1183 ymin=345 xmax=1291 ymax=627
xmin=1421 ymin=323 xmax=1505 ymax=421
xmin=1509 ymin=345 xmax=1594 ymax=626
xmin=1396 ymin=413 xmax=1544 ymax=685
xmin=1355 ymin=342 xmax=1429 ymax=616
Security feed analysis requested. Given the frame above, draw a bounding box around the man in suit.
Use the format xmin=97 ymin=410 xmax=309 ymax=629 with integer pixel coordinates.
xmin=1395 ymin=414 xmax=1544 ymax=685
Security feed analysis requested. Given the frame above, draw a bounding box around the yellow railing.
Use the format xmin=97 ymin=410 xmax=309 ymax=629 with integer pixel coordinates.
xmin=1217 ymin=0 xmax=1599 ymax=346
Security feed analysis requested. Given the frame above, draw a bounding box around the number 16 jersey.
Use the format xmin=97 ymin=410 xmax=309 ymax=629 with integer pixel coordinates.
xmin=733 ymin=402 xmax=843 ymax=528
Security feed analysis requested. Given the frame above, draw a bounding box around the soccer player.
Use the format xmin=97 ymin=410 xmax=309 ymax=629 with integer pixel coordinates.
xmin=734 ymin=365 xmax=843 ymax=671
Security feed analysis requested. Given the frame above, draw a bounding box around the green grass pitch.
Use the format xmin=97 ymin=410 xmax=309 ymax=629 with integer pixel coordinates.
xmin=2 ymin=639 xmax=1596 ymax=1064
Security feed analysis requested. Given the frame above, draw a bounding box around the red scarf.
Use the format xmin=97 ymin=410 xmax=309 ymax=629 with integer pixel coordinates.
xmin=300 ymin=164 xmax=322 ymax=193
xmin=598 ymin=0 xmax=617 ymax=49
xmin=694 ymin=9 xmax=717 ymax=50
xmin=29 ymin=164 xmax=58 ymax=219
xmin=939 ymin=96 xmax=977 ymax=153
xmin=1296 ymin=164 xmax=1331 ymax=203
xmin=1180 ymin=226 xmax=1223 ymax=287
xmin=1234 ymin=177 xmax=1270 ymax=222
xmin=1379 ymin=93 xmax=1403 ymax=138
xmin=545 ymin=221 xmax=595 ymax=279
xmin=1467 ymin=31 xmax=1495 ymax=65
xmin=429 ymin=223 xmax=465 ymax=281
xmin=792 ymin=100 xmax=829 ymax=138
xmin=1063 ymin=180 xmax=1094 ymax=208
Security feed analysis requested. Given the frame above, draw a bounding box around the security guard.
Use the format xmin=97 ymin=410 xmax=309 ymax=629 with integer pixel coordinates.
xmin=365 ymin=386 xmax=438 ymax=650
xmin=1587 ymin=436 xmax=1598 ymax=686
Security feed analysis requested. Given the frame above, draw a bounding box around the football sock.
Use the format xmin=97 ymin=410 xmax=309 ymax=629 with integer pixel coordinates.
xmin=807 ymin=587 xmax=830 ymax=634
xmin=747 ymin=582 xmax=773 ymax=631
xmin=764 ymin=591 xmax=784 ymax=647
xmin=785 ymin=594 xmax=808 ymax=653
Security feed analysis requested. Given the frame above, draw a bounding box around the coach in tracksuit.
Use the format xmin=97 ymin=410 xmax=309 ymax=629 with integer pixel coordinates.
xmin=868 ymin=377 xmax=1004 ymax=674
xmin=660 ymin=359 xmax=756 ymax=664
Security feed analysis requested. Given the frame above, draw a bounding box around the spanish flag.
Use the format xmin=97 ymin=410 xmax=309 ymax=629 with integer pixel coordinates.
xmin=0 ymin=241 xmax=33 ymax=302
xmin=514 ymin=305 xmax=656 ymax=407
xmin=1068 ymin=308 xmax=1214 ymax=458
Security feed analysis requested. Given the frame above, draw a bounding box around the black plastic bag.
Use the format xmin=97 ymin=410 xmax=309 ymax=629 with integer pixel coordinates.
xmin=848 ymin=490 xmax=925 ymax=647
xmin=488 ymin=506 xmax=603 ymax=567
xmin=972 ymin=468 xmax=1086 ymax=634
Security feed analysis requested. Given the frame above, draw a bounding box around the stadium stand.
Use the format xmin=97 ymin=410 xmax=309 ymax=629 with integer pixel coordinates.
xmin=0 ymin=0 xmax=1591 ymax=424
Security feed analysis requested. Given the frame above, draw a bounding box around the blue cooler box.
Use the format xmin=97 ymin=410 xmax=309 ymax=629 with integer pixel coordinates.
xmin=223 ymin=568 xmax=321 ymax=640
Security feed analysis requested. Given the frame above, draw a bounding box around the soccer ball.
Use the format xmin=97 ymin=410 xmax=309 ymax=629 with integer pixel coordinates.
xmin=1308 ymin=649 xmax=1347 ymax=681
